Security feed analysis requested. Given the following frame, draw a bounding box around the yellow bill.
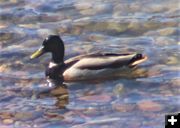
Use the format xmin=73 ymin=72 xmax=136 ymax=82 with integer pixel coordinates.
xmin=30 ymin=47 xmax=45 ymax=59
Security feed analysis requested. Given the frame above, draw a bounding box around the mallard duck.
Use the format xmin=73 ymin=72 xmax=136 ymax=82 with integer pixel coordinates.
xmin=30 ymin=35 xmax=148 ymax=81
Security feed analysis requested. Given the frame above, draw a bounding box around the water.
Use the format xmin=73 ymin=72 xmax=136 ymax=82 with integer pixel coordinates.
xmin=0 ymin=0 xmax=180 ymax=127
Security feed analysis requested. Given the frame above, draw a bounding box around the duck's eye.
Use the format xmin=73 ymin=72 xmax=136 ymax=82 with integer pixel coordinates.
xmin=136 ymin=54 xmax=142 ymax=59
xmin=43 ymin=37 xmax=49 ymax=46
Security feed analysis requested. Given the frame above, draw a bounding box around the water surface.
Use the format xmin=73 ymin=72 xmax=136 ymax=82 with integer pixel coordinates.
xmin=0 ymin=0 xmax=180 ymax=128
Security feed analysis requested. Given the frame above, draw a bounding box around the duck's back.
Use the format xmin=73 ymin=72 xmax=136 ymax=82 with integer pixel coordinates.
xmin=63 ymin=52 xmax=147 ymax=81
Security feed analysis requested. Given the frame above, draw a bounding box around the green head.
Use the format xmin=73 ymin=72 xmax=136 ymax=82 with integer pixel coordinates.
xmin=31 ymin=35 xmax=65 ymax=63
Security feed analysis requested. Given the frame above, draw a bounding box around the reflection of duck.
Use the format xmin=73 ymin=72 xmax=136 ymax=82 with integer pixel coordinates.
xmin=31 ymin=35 xmax=148 ymax=81
xmin=51 ymin=84 xmax=69 ymax=109
xmin=39 ymin=80 xmax=69 ymax=109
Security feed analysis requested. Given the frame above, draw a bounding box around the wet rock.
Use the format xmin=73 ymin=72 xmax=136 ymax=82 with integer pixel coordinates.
xmin=17 ymin=14 xmax=39 ymax=24
xmin=113 ymin=103 xmax=135 ymax=112
xmin=73 ymin=17 xmax=92 ymax=27
xmin=145 ymin=27 xmax=178 ymax=36
xmin=113 ymin=4 xmax=129 ymax=17
xmin=82 ymin=107 xmax=100 ymax=116
xmin=155 ymin=37 xmax=176 ymax=46
xmin=18 ymin=24 xmax=39 ymax=29
xmin=143 ymin=22 xmax=161 ymax=31
xmin=128 ymin=21 xmax=144 ymax=35
xmin=74 ymin=2 xmax=93 ymax=10
xmin=147 ymin=65 xmax=163 ymax=77
xmin=107 ymin=22 xmax=128 ymax=33
xmin=44 ymin=112 xmax=64 ymax=121
xmin=171 ymin=78 xmax=180 ymax=87
xmin=3 ymin=119 xmax=14 ymax=125
xmin=0 ymin=23 xmax=8 ymax=29
xmin=58 ymin=24 xmax=71 ymax=33
xmin=143 ymin=30 xmax=159 ymax=36
xmin=14 ymin=112 xmax=33 ymax=121
xmin=10 ymin=0 xmax=18 ymax=3
xmin=87 ymin=34 xmax=107 ymax=43
xmin=137 ymin=100 xmax=163 ymax=112
xmin=166 ymin=56 xmax=178 ymax=65
xmin=76 ymin=3 xmax=112 ymax=15
xmin=0 ymin=32 xmax=14 ymax=41
xmin=113 ymin=83 xmax=124 ymax=96
xmin=0 ymin=112 xmax=13 ymax=119
xmin=163 ymin=21 xmax=178 ymax=28
xmin=33 ymin=117 xmax=47 ymax=124
xmin=14 ymin=111 xmax=42 ymax=121
xmin=142 ymin=4 xmax=168 ymax=13
xmin=71 ymin=26 xmax=83 ymax=35
xmin=129 ymin=3 xmax=141 ymax=12
xmin=39 ymin=14 xmax=65 ymax=22
xmin=58 ymin=20 xmax=73 ymax=33
xmin=93 ymin=4 xmax=112 ymax=14
xmin=158 ymin=27 xmax=178 ymax=36
xmin=21 ymin=38 xmax=40 ymax=47
xmin=78 ymin=9 xmax=93 ymax=15
xmin=14 ymin=121 xmax=32 ymax=128
xmin=0 ymin=64 xmax=11 ymax=72
xmin=84 ymin=22 xmax=107 ymax=32
xmin=79 ymin=94 xmax=112 ymax=103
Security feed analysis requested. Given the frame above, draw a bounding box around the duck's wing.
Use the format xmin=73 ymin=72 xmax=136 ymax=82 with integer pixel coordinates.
xmin=64 ymin=52 xmax=147 ymax=70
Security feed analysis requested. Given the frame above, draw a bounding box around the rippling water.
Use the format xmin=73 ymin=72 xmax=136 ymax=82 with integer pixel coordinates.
xmin=0 ymin=0 xmax=180 ymax=128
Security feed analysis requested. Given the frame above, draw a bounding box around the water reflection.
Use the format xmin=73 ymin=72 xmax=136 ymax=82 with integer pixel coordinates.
xmin=39 ymin=67 xmax=147 ymax=109
xmin=40 ymin=79 xmax=69 ymax=109
xmin=0 ymin=0 xmax=180 ymax=127
xmin=39 ymin=65 xmax=148 ymax=111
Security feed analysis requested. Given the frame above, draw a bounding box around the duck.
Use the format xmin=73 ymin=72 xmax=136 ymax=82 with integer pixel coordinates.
xmin=30 ymin=35 xmax=148 ymax=81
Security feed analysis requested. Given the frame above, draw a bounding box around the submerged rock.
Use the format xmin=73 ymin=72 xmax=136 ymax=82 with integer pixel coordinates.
xmin=75 ymin=2 xmax=112 ymax=15
xmin=79 ymin=94 xmax=112 ymax=103
xmin=0 ymin=32 xmax=14 ymax=41
xmin=0 ymin=112 xmax=13 ymax=119
xmin=113 ymin=103 xmax=135 ymax=112
xmin=137 ymin=100 xmax=163 ymax=112
xmin=0 ymin=23 xmax=8 ymax=29
xmin=158 ymin=27 xmax=179 ymax=36
xmin=166 ymin=56 xmax=178 ymax=65
xmin=14 ymin=111 xmax=42 ymax=121
xmin=113 ymin=83 xmax=124 ymax=96
xmin=2 ymin=119 xmax=14 ymax=125
xmin=144 ymin=27 xmax=179 ymax=36
xmin=107 ymin=22 xmax=128 ymax=33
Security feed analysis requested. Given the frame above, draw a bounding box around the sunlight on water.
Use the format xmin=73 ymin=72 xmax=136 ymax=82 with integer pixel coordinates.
xmin=0 ymin=0 xmax=179 ymax=127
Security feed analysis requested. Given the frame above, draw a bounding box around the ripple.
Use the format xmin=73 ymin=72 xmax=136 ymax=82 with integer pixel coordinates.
xmin=0 ymin=0 xmax=179 ymax=127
